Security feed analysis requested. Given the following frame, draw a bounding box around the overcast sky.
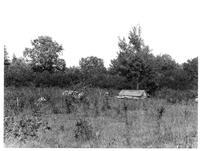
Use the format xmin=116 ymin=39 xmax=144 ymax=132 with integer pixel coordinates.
xmin=0 ymin=0 xmax=199 ymax=67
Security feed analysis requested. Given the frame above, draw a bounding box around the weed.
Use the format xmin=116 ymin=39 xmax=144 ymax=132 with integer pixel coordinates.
xmin=101 ymin=92 xmax=111 ymax=112
xmin=74 ymin=118 xmax=94 ymax=142
xmin=4 ymin=114 xmax=49 ymax=144
xmin=60 ymin=125 xmax=64 ymax=132
xmin=64 ymin=95 xmax=75 ymax=114
xmin=154 ymin=105 xmax=166 ymax=145
xmin=123 ymin=101 xmax=131 ymax=147
xmin=4 ymin=87 xmax=198 ymax=148
xmin=157 ymin=106 xmax=165 ymax=120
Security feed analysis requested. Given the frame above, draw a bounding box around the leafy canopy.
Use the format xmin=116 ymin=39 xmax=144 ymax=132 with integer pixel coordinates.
xmin=110 ymin=25 xmax=155 ymax=90
xmin=23 ymin=36 xmax=66 ymax=72
xmin=79 ymin=56 xmax=106 ymax=76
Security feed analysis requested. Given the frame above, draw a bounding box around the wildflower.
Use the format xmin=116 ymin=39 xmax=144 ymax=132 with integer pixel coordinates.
xmin=35 ymin=97 xmax=47 ymax=106
xmin=105 ymin=91 xmax=109 ymax=96
xmin=77 ymin=92 xmax=84 ymax=99
xmin=62 ymin=90 xmax=75 ymax=96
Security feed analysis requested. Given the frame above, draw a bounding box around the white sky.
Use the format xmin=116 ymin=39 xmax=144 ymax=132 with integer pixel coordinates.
xmin=0 ymin=0 xmax=199 ymax=67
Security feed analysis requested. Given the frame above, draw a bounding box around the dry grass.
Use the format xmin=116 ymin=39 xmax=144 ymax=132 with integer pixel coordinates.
xmin=4 ymin=87 xmax=198 ymax=148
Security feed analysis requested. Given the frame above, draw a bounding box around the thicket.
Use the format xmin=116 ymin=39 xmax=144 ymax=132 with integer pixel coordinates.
xmin=4 ymin=27 xmax=198 ymax=95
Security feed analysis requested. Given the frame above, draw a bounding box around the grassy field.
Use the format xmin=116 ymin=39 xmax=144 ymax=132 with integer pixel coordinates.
xmin=4 ymin=87 xmax=198 ymax=148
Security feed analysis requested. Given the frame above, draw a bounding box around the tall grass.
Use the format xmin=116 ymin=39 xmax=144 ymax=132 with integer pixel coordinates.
xmin=4 ymin=87 xmax=198 ymax=148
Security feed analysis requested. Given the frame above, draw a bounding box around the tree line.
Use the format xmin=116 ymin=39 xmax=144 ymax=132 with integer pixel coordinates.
xmin=4 ymin=26 xmax=198 ymax=95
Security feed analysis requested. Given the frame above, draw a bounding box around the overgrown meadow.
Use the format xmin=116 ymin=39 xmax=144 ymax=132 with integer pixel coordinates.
xmin=4 ymin=86 xmax=198 ymax=148
xmin=3 ymin=25 xmax=198 ymax=148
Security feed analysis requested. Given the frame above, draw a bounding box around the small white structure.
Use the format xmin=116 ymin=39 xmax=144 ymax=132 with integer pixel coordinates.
xmin=117 ymin=90 xmax=147 ymax=99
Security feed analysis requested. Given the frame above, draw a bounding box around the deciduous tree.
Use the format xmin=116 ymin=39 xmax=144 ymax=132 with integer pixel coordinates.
xmin=80 ymin=56 xmax=106 ymax=77
xmin=183 ymin=57 xmax=198 ymax=90
xmin=110 ymin=26 xmax=156 ymax=91
xmin=23 ymin=36 xmax=66 ymax=73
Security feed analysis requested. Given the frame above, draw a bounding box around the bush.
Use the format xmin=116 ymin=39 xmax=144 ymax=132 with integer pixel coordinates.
xmin=4 ymin=87 xmax=29 ymax=116
xmin=4 ymin=114 xmax=49 ymax=143
xmin=64 ymin=95 xmax=76 ymax=114
xmin=4 ymin=62 xmax=34 ymax=87
xmin=155 ymin=88 xmax=197 ymax=104
xmin=74 ymin=118 xmax=94 ymax=142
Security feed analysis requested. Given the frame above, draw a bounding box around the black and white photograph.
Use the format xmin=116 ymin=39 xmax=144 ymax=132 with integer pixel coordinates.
xmin=1 ymin=0 xmax=199 ymax=148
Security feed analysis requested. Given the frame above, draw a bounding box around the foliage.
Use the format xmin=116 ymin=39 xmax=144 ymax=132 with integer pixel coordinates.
xmin=4 ymin=57 xmax=34 ymax=87
xmin=4 ymin=45 xmax=10 ymax=66
xmin=4 ymin=29 xmax=198 ymax=92
xmin=80 ymin=56 xmax=106 ymax=74
xmin=74 ymin=118 xmax=94 ymax=142
xmin=152 ymin=54 xmax=180 ymax=89
xmin=79 ymin=56 xmax=106 ymax=85
xmin=23 ymin=36 xmax=65 ymax=73
xmin=110 ymin=26 xmax=157 ymax=92
xmin=155 ymin=88 xmax=197 ymax=104
xmin=183 ymin=57 xmax=198 ymax=90
xmin=64 ymin=94 xmax=76 ymax=114
xmin=64 ymin=67 xmax=83 ymax=86
xmin=4 ymin=114 xmax=49 ymax=143
xmin=4 ymin=87 xmax=198 ymax=148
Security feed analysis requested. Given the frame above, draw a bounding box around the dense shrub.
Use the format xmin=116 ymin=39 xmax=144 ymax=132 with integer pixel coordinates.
xmin=4 ymin=57 xmax=198 ymax=91
xmin=90 ymin=74 xmax=129 ymax=89
xmin=4 ymin=114 xmax=49 ymax=143
xmin=155 ymin=88 xmax=197 ymax=104
xmin=4 ymin=61 xmax=34 ymax=87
